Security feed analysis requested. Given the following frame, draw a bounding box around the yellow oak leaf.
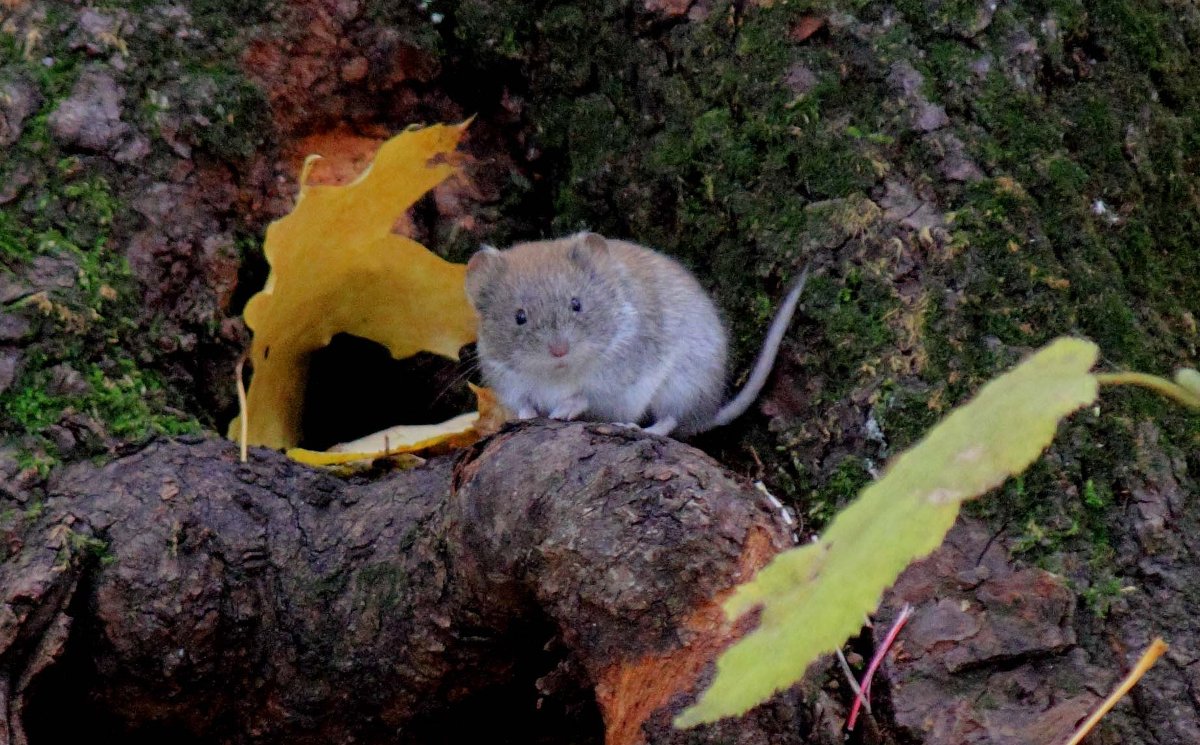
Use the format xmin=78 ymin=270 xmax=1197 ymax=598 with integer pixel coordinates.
xmin=232 ymin=122 xmax=479 ymax=450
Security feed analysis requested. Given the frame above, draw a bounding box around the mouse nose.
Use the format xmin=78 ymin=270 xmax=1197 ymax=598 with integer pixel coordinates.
xmin=548 ymin=340 xmax=569 ymax=358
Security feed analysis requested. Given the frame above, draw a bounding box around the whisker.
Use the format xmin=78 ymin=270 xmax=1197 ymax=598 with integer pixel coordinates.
xmin=430 ymin=361 xmax=483 ymax=406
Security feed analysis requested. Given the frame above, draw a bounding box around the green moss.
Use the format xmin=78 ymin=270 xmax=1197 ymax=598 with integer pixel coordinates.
xmin=92 ymin=0 xmax=278 ymax=46
xmin=66 ymin=529 xmax=116 ymax=566
xmin=1062 ymin=94 xmax=1123 ymax=176
xmin=967 ymin=412 xmax=1140 ymax=578
xmin=0 ymin=211 xmax=35 ymax=264
xmin=807 ymin=455 xmax=872 ymax=525
xmin=1 ymin=37 xmax=81 ymax=103
xmin=4 ymin=383 xmax=61 ymax=433
xmin=191 ymin=65 xmax=272 ymax=161
xmin=973 ymin=76 xmax=1060 ymax=178
xmin=980 ymin=462 xmax=1085 ymax=560
xmin=452 ymin=0 xmax=541 ymax=60
xmin=1079 ymin=575 xmax=1125 ymax=618
xmin=923 ymin=40 xmax=973 ymax=90
xmin=22 ymin=500 xmax=44 ymax=522
xmin=1081 ymin=293 xmax=1145 ymax=366
xmin=875 ymin=383 xmax=942 ymax=453
xmin=548 ymin=94 xmax=631 ymax=220
xmin=1 ymin=357 xmax=200 ymax=449
xmin=188 ymin=0 xmax=281 ymax=34
xmin=1040 ymin=0 xmax=1089 ymax=35
xmin=797 ymin=139 xmax=877 ymax=199
xmin=87 ymin=362 xmax=200 ymax=438
xmin=0 ymin=0 xmax=285 ymax=466
xmin=803 ymin=271 xmax=896 ymax=401
xmin=305 ymin=570 xmax=351 ymax=603
xmin=1091 ymin=0 xmax=1188 ymax=73
xmin=1010 ymin=513 xmax=1082 ymax=556
xmin=355 ymin=563 xmax=407 ymax=611
xmin=0 ymin=125 xmax=197 ymax=457
xmin=1082 ymin=478 xmax=1108 ymax=510
xmin=1043 ymin=156 xmax=1088 ymax=197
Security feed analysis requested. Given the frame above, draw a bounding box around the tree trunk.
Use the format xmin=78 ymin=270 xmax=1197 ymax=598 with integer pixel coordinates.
xmin=3 ymin=422 xmax=835 ymax=745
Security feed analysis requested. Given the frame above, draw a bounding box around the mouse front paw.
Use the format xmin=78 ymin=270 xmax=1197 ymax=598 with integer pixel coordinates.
xmin=643 ymin=416 xmax=678 ymax=437
xmin=515 ymin=406 xmax=538 ymax=420
xmin=549 ymin=395 xmax=588 ymax=421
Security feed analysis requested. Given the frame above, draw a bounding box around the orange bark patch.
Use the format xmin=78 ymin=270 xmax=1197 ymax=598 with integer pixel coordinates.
xmin=643 ymin=0 xmax=692 ymax=17
xmin=790 ymin=15 xmax=826 ymax=42
xmin=594 ymin=526 xmax=782 ymax=745
xmin=286 ymin=125 xmax=386 ymax=186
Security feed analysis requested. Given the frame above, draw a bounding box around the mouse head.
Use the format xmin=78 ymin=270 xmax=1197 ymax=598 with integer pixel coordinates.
xmin=465 ymin=232 xmax=628 ymax=380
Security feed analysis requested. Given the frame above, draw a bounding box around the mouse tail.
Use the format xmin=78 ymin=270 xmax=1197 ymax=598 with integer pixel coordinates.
xmin=706 ymin=264 xmax=810 ymax=430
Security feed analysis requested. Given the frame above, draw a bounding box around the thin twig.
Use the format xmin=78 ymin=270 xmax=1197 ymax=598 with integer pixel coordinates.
xmin=1063 ymin=638 xmax=1168 ymax=745
xmin=1096 ymin=372 xmax=1200 ymax=409
xmin=235 ymin=354 xmax=249 ymax=464
xmin=834 ymin=649 xmax=869 ymax=714
xmin=847 ymin=604 xmax=913 ymax=731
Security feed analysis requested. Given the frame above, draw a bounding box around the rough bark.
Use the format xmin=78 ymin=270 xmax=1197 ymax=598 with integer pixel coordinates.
xmin=1 ymin=422 xmax=835 ymax=745
xmin=875 ymin=423 xmax=1200 ymax=745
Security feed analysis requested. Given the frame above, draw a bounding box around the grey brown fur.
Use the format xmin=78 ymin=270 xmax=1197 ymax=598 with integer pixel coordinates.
xmin=465 ymin=232 xmax=807 ymax=437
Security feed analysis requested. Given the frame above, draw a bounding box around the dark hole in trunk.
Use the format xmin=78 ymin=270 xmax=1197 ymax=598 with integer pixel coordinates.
xmin=22 ymin=561 xmax=207 ymax=745
xmin=297 ymin=333 xmax=479 ymax=451
xmin=405 ymin=617 xmax=605 ymax=745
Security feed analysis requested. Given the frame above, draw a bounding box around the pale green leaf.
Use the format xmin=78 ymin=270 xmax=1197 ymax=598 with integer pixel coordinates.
xmin=676 ymin=337 xmax=1100 ymax=728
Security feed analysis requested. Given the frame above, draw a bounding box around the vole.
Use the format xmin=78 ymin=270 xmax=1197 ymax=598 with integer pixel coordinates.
xmin=464 ymin=232 xmax=808 ymax=437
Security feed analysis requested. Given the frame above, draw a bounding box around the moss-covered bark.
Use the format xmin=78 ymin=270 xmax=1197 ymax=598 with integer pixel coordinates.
xmin=0 ymin=0 xmax=273 ymax=470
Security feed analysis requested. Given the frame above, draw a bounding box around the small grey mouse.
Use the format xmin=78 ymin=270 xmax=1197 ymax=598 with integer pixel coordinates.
xmin=464 ymin=232 xmax=808 ymax=437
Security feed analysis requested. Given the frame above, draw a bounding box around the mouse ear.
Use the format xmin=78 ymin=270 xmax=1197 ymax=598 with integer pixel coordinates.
xmin=569 ymin=232 xmax=609 ymax=265
xmin=465 ymin=245 xmax=502 ymax=301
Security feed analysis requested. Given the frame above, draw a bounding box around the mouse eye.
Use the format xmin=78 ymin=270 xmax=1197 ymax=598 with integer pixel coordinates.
xmin=570 ymin=297 xmax=582 ymax=312
xmin=515 ymin=309 xmax=527 ymax=326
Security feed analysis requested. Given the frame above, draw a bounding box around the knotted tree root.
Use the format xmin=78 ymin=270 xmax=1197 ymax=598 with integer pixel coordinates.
xmin=1 ymin=421 xmax=834 ymax=744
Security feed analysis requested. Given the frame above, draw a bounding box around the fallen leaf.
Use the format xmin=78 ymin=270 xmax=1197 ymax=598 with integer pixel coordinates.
xmin=285 ymin=448 xmax=425 ymax=470
xmin=328 ymin=412 xmax=482 ymax=455
xmin=290 ymin=384 xmax=509 ymax=465
xmin=230 ymin=122 xmax=479 ymax=450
